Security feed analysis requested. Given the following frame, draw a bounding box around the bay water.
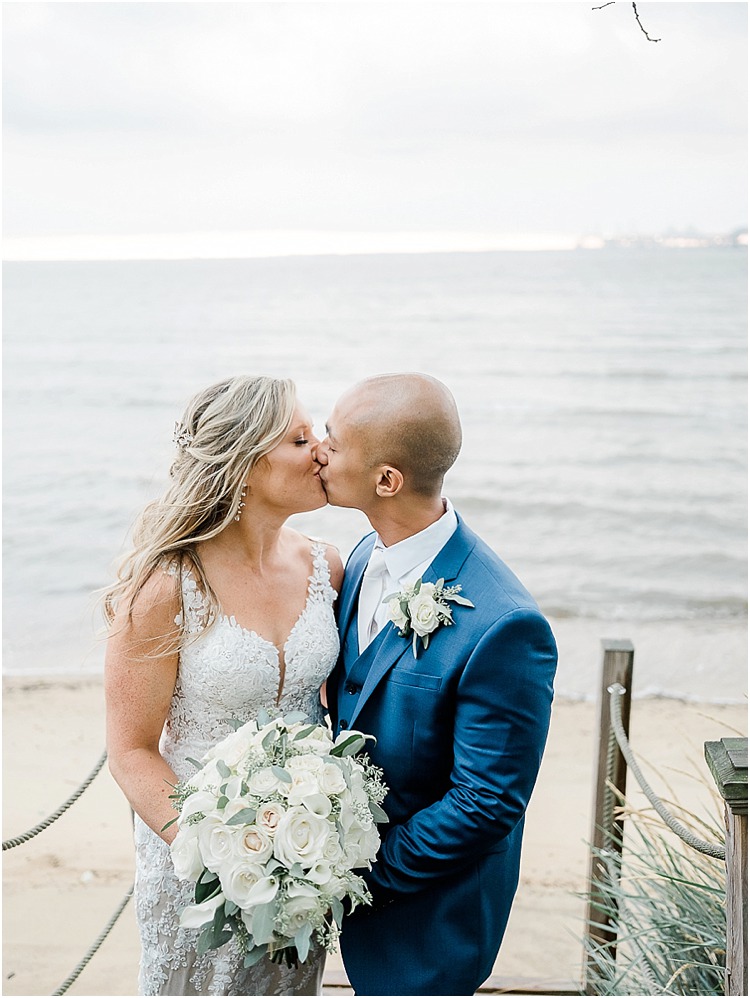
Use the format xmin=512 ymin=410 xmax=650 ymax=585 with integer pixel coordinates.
xmin=3 ymin=249 xmax=746 ymax=700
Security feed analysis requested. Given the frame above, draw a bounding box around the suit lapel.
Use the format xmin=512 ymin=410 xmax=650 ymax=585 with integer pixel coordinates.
xmin=337 ymin=536 xmax=374 ymax=644
xmin=348 ymin=515 xmax=476 ymax=729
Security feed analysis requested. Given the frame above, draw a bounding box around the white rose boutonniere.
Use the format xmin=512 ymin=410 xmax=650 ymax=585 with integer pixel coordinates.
xmin=383 ymin=578 xmax=474 ymax=656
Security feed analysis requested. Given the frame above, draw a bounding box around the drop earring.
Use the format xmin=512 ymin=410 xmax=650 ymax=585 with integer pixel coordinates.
xmin=235 ymin=483 xmax=248 ymax=522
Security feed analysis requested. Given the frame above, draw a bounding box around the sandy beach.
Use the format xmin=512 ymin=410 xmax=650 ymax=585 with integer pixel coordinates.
xmin=3 ymin=676 xmax=746 ymax=997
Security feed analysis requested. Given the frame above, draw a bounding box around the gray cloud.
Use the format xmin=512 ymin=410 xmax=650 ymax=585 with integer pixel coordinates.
xmin=3 ymin=2 xmax=747 ymax=241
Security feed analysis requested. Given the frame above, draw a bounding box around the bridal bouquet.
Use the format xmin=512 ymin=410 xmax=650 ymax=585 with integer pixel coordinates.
xmin=166 ymin=710 xmax=388 ymax=967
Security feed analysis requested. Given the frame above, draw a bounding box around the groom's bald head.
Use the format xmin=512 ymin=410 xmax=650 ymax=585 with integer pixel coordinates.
xmin=339 ymin=373 xmax=462 ymax=496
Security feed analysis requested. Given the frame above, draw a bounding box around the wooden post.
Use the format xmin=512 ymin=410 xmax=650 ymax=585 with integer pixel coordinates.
xmin=582 ymin=639 xmax=634 ymax=996
xmin=705 ymin=737 xmax=748 ymax=997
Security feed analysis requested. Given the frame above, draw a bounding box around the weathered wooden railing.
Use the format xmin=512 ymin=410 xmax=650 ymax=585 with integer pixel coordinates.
xmin=582 ymin=640 xmax=634 ymax=994
xmin=583 ymin=639 xmax=747 ymax=998
xmin=705 ymin=736 xmax=748 ymax=997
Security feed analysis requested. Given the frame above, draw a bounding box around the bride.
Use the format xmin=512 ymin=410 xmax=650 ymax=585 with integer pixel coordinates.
xmin=103 ymin=375 xmax=342 ymax=996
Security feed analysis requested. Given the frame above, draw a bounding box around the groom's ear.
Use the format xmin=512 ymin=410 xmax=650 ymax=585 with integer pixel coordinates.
xmin=375 ymin=465 xmax=404 ymax=498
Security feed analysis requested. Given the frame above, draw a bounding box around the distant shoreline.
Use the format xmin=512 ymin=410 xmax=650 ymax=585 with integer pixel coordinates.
xmin=4 ymin=230 xmax=746 ymax=263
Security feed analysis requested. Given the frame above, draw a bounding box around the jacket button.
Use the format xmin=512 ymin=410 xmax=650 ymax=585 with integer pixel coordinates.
xmin=339 ymin=720 xmax=348 ymax=730
xmin=345 ymin=682 xmax=359 ymax=695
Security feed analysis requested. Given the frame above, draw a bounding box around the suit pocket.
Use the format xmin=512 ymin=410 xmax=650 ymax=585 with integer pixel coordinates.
xmin=387 ymin=669 xmax=442 ymax=691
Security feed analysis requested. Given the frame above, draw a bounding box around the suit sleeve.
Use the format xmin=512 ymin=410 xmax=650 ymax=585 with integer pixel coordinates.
xmin=363 ymin=605 xmax=557 ymax=902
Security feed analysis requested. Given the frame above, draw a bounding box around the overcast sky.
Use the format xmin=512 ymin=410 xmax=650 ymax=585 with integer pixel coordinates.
xmin=3 ymin=2 xmax=747 ymax=255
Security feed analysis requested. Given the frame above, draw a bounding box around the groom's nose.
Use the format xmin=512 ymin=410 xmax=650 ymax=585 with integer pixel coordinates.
xmin=314 ymin=439 xmax=329 ymax=465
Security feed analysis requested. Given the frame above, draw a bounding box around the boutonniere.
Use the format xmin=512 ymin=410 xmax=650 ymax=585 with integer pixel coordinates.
xmin=383 ymin=578 xmax=474 ymax=657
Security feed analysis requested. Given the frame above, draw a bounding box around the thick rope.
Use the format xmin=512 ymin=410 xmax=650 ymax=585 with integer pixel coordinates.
xmin=601 ymin=725 xmax=618 ymax=848
xmin=52 ymin=884 xmax=134 ymax=996
xmin=608 ymin=684 xmax=725 ymax=860
xmin=3 ymin=750 xmax=107 ymax=850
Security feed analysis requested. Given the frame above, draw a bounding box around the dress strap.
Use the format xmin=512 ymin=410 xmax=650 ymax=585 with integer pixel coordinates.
xmin=170 ymin=559 xmax=211 ymax=635
xmin=308 ymin=538 xmax=333 ymax=600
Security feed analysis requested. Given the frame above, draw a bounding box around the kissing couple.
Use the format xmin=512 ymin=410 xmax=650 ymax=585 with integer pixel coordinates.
xmin=104 ymin=372 xmax=557 ymax=997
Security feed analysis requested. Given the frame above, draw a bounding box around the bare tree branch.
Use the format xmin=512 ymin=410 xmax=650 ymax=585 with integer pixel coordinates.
xmin=593 ymin=2 xmax=662 ymax=43
xmin=632 ymin=2 xmax=661 ymax=42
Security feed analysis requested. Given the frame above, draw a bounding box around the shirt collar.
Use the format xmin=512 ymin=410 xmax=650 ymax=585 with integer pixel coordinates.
xmin=373 ymin=498 xmax=457 ymax=583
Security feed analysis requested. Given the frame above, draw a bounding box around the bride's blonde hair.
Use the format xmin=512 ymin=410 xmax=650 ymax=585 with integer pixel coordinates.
xmin=103 ymin=375 xmax=297 ymax=634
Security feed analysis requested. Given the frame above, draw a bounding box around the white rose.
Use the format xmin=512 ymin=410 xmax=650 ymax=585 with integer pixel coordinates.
xmin=234 ymin=824 xmax=273 ymax=864
xmin=345 ymin=822 xmax=382 ymax=869
xmin=322 ymin=830 xmax=344 ymax=864
xmin=318 ymin=764 xmax=347 ymax=797
xmin=283 ymin=893 xmax=323 ymax=933
xmin=273 ymin=807 xmax=330 ymax=869
xmin=292 ymin=726 xmax=334 ymax=756
xmin=216 ymin=733 xmax=253 ymax=769
xmin=386 ymin=596 xmax=409 ymax=631
xmin=247 ymin=767 xmax=281 ymax=796
xmin=222 ymin=861 xmax=279 ymax=909
xmin=256 ymin=801 xmax=285 ymax=835
xmin=170 ymin=829 xmax=204 ymax=882
xmin=197 ymin=818 xmax=236 ymax=873
xmin=408 ymin=587 xmax=444 ymax=637
xmin=287 ymin=755 xmax=324 ymax=776
xmin=187 ymin=761 xmax=222 ymax=791
xmin=349 ymin=766 xmax=365 ymax=791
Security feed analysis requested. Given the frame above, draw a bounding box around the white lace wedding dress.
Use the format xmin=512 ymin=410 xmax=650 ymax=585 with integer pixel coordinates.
xmin=133 ymin=540 xmax=339 ymax=996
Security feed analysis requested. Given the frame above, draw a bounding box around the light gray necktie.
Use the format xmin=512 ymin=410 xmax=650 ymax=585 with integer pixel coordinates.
xmin=357 ymin=547 xmax=389 ymax=651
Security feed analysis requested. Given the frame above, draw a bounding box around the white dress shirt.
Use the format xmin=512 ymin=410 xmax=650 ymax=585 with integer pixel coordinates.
xmin=357 ymin=498 xmax=458 ymax=651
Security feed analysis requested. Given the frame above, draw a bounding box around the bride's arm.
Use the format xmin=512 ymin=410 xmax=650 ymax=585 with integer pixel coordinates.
xmin=104 ymin=569 xmax=182 ymax=844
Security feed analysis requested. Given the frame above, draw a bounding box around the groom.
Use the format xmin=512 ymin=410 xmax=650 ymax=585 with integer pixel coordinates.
xmin=314 ymin=374 xmax=557 ymax=997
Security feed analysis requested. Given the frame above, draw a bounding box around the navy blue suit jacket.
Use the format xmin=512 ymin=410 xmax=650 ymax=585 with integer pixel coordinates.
xmin=329 ymin=513 xmax=557 ymax=996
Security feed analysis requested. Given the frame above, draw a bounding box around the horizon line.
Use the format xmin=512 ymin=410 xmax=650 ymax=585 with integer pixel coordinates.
xmin=3 ymin=228 xmax=746 ymax=262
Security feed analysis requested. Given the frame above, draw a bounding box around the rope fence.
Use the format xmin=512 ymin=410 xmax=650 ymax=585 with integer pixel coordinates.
xmin=3 ymin=750 xmax=108 ymax=851
xmin=4 ymin=748 xmax=135 ymax=995
xmin=608 ymin=682 xmax=726 ymax=860
xmin=52 ymin=885 xmax=134 ymax=996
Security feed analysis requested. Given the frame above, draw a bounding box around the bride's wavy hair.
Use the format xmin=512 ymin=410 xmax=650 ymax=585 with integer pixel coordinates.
xmin=103 ymin=375 xmax=297 ymax=640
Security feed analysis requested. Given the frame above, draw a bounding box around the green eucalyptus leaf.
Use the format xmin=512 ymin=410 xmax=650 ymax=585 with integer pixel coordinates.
xmin=331 ymin=734 xmax=365 ymax=757
xmin=283 ymin=711 xmax=308 ymax=725
xmin=225 ymin=807 xmax=257 ymax=826
xmin=294 ymin=923 xmax=312 ymax=963
xmin=262 ymin=729 xmax=277 ymax=750
xmin=331 ymin=897 xmax=344 ymax=927
xmin=256 ymin=708 xmax=272 ymax=727
xmin=368 ymin=800 xmax=390 ymax=823
xmin=251 ymin=902 xmax=277 ymax=945
xmin=292 ymin=724 xmax=318 ymax=740
xmin=244 ymin=946 xmax=267 ymax=968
